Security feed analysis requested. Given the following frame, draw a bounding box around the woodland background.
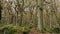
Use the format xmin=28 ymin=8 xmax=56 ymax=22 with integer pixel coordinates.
xmin=0 ymin=0 xmax=60 ymax=34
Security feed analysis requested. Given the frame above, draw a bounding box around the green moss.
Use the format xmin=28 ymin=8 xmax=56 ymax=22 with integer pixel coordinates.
xmin=52 ymin=28 xmax=60 ymax=33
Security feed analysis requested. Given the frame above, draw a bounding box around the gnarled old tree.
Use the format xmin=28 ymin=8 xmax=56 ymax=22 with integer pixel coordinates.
xmin=0 ymin=0 xmax=3 ymax=24
xmin=0 ymin=1 xmax=2 ymax=20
